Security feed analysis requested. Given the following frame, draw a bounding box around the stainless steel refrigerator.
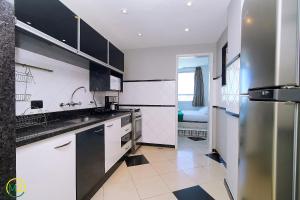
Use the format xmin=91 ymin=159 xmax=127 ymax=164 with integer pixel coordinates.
xmin=239 ymin=0 xmax=300 ymax=199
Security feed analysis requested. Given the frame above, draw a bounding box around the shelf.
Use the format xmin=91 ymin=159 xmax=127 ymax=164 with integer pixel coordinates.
xmin=16 ymin=19 xmax=124 ymax=75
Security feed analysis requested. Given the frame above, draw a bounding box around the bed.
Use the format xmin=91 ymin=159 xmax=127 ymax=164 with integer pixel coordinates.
xmin=178 ymin=107 xmax=208 ymax=139
xmin=181 ymin=107 xmax=208 ymax=122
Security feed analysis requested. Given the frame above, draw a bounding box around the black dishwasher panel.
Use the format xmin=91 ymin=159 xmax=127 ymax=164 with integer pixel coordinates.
xmin=76 ymin=125 xmax=105 ymax=200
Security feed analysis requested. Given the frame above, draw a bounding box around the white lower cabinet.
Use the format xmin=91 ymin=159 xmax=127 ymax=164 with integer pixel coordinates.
xmin=105 ymin=118 xmax=122 ymax=172
xmin=16 ymin=133 xmax=76 ymax=200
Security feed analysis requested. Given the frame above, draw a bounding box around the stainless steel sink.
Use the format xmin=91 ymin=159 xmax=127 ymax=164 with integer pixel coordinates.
xmin=68 ymin=116 xmax=97 ymax=124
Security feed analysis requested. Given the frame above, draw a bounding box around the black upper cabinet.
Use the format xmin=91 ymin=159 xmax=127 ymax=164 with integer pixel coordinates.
xmin=80 ymin=20 xmax=108 ymax=63
xmin=15 ymin=0 xmax=78 ymax=49
xmin=109 ymin=42 xmax=124 ymax=71
xmin=90 ymin=62 xmax=110 ymax=91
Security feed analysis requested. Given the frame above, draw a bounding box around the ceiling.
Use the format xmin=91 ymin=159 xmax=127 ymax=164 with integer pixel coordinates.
xmin=178 ymin=56 xmax=209 ymax=69
xmin=60 ymin=0 xmax=230 ymax=50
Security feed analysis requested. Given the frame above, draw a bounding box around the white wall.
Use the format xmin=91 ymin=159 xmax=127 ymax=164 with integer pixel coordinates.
xmin=227 ymin=0 xmax=242 ymax=62
xmin=226 ymin=0 xmax=242 ymax=199
xmin=15 ymin=48 xmax=116 ymax=116
xmin=124 ymin=43 xmax=216 ymax=80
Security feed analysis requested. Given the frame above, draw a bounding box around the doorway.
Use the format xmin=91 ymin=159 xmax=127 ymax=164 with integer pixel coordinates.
xmin=175 ymin=54 xmax=213 ymax=152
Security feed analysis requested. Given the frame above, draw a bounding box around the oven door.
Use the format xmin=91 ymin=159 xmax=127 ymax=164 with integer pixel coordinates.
xmin=134 ymin=116 xmax=142 ymax=141
xmin=121 ymin=132 xmax=131 ymax=147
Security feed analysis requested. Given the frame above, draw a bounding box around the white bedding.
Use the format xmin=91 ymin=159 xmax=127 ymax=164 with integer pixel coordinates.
xmin=182 ymin=107 xmax=208 ymax=122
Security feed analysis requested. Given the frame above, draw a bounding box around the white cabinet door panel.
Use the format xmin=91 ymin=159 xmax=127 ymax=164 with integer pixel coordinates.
xmin=16 ymin=133 xmax=76 ymax=200
xmin=105 ymin=119 xmax=121 ymax=172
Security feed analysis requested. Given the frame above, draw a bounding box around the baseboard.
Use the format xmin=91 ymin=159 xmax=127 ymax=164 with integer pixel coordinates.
xmin=141 ymin=142 xmax=175 ymax=148
xmin=224 ymin=178 xmax=234 ymax=200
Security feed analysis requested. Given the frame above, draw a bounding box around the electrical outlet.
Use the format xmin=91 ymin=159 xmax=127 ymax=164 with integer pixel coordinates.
xmin=31 ymin=100 xmax=43 ymax=109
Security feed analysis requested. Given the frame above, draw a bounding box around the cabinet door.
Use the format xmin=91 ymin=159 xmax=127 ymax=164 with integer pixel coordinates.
xmin=80 ymin=20 xmax=108 ymax=63
xmin=109 ymin=42 xmax=124 ymax=71
xmin=16 ymin=134 xmax=76 ymax=200
xmin=15 ymin=0 xmax=78 ymax=49
xmin=105 ymin=119 xmax=121 ymax=172
xmin=89 ymin=62 xmax=110 ymax=91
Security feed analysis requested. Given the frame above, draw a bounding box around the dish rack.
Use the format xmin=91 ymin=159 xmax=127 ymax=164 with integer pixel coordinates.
xmin=15 ymin=70 xmax=34 ymax=83
xmin=16 ymin=94 xmax=32 ymax=102
xmin=15 ymin=66 xmax=34 ymax=102
xmin=16 ymin=113 xmax=47 ymax=129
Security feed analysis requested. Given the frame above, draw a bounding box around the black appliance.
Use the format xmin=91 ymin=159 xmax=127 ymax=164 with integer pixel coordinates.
xmin=105 ymin=96 xmax=119 ymax=111
xmin=76 ymin=124 xmax=105 ymax=200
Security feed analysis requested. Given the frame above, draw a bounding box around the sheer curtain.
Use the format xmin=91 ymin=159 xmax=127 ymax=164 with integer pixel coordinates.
xmin=192 ymin=66 xmax=204 ymax=107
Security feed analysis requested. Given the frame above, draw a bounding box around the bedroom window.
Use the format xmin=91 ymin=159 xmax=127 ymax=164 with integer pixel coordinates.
xmin=178 ymin=72 xmax=195 ymax=101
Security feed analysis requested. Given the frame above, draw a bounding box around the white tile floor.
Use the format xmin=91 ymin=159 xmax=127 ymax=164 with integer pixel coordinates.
xmin=91 ymin=136 xmax=230 ymax=200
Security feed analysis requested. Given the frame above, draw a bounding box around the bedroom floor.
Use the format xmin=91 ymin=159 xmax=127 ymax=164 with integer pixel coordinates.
xmin=91 ymin=137 xmax=230 ymax=200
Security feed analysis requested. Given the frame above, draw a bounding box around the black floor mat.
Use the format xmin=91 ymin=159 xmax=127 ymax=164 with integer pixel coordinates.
xmin=188 ymin=137 xmax=206 ymax=141
xmin=173 ymin=185 xmax=214 ymax=200
xmin=206 ymin=152 xmax=226 ymax=166
xmin=125 ymin=155 xmax=149 ymax=167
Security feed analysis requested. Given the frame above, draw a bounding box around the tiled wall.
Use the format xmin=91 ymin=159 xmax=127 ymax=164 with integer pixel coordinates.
xmin=225 ymin=57 xmax=240 ymax=200
xmin=224 ymin=58 xmax=240 ymax=114
xmin=119 ymin=81 xmax=176 ymax=146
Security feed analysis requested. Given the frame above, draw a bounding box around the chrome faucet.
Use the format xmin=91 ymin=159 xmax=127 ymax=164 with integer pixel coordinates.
xmin=60 ymin=86 xmax=87 ymax=107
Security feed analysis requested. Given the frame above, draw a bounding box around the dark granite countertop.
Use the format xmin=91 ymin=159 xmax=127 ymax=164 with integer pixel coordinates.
xmin=16 ymin=110 xmax=131 ymax=147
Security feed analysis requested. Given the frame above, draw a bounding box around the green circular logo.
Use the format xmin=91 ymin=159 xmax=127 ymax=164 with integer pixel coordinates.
xmin=6 ymin=178 xmax=26 ymax=198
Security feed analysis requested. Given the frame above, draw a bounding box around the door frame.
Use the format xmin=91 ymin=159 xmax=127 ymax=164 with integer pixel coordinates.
xmin=175 ymin=52 xmax=214 ymax=152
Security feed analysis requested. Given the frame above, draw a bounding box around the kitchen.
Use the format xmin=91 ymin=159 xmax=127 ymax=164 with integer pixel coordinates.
xmin=1 ymin=0 xmax=300 ymax=200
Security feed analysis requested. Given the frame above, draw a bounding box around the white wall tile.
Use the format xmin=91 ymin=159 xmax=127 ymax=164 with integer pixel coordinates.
xmin=119 ymin=81 xmax=176 ymax=106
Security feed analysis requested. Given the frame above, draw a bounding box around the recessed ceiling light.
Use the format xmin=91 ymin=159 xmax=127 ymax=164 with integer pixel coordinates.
xmin=121 ymin=8 xmax=128 ymax=14
xmin=26 ymin=21 xmax=31 ymax=25
xmin=137 ymin=33 xmax=143 ymax=37
xmin=187 ymin=1 xmax=192 ymax=6
xmin=184 ymin=28 xmax=190 ymax=32
xmin=62 ymin=39 xmax=66 ymax=42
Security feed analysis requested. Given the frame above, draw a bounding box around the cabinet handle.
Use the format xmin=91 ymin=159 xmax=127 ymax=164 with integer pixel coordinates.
xmin=125 ymin=128 xmax=129 ymax=131
xmin=54 ymin=141 xmax=72 ymax=149
xmin=107 ymin=124 xmax=113 ymax=127
xmin=94 ymin=129 xmax=104 ymax=133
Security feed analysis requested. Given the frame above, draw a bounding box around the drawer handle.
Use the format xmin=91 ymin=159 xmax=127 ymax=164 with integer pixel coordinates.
xmin=54 ymin=141 xmax=72 ymax=149
xmin=107 ymin=124 xmax=113 ymax=127
xmin=125 ymin=128 xmax=129 ymax=131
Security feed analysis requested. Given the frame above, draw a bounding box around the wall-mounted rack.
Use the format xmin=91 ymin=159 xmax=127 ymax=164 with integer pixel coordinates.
xmin=16 ymin=62 xmax=53 ymax=72
xmin=16 ymin=71 xmax=34 ymax=83
xmin=16 ymin=113 xmax=47 ymax=129
xmin=16 ymin=94 xmax=32 ymax=102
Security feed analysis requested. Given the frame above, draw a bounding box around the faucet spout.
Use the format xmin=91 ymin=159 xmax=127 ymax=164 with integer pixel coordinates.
xmin=70 ymin=86 xmax=87 ymax=106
